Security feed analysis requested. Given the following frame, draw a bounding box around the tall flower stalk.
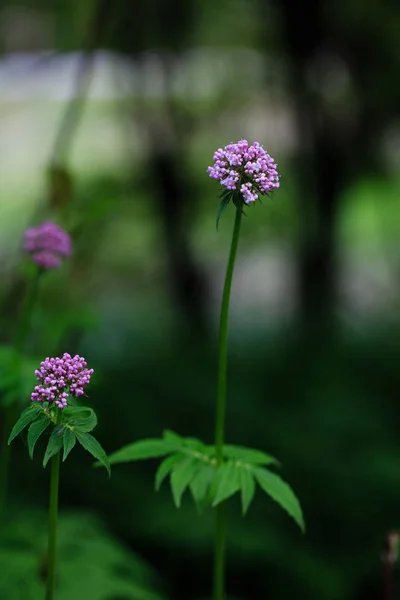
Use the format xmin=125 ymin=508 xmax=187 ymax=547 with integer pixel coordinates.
xmin=8 ymin=353 xmax=109 ymax=600
xmin=209 ymin=139 xmax=280 ymax=600
xmin=0 ymin=221 xmax=72 ymax=520
xmin=213 ymin=206 xmax=242 ymax=600
xmin=105 ymin=140 xmax=304 ymax=600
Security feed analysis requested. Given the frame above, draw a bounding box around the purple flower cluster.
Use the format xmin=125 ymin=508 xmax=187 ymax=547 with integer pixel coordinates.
xmin=207 ymin=140 xmax=280 ymax=204
xmin=24 ymin=221 xmax=72 ymax=270
xmin=31 ymin=353 xmax=94 ymax=409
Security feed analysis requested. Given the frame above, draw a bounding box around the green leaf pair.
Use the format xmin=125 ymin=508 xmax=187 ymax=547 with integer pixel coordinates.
xmin=105 ymin=430 xmax=304 ymax=531
xmin=7 ymin=403 xmax=110 ymax=476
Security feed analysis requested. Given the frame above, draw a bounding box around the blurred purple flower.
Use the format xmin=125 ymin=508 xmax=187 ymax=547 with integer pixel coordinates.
xmin=207 ymin=140 xmax=280 ymax=204
xmin=24 ymin=221 xmax=72 ymax=269
xmin=31 ymin=353 xmax=94 ymax=409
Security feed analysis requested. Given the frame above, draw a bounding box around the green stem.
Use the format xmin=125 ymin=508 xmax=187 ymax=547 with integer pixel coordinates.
xmin=45 ymin=411 xmax=62 ymax=600
xmin=213 ymin=503 xmax=227 ymax=600
xmin=213 ymin=206 xmax=242 ymax=600
xmin=0 ymin=269 xmax=40 ymax=520
xmin=214 ymin=207 xmax=242 ymax=461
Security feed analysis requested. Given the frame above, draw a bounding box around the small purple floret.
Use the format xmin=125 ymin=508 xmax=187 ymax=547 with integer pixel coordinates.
xmin=207 ymin=140 xmax=280 ymax=204
xmin=31 ymin=353 xmax=94 ymax=409
xmin=24 ymin=221 xmax=72 ymax=270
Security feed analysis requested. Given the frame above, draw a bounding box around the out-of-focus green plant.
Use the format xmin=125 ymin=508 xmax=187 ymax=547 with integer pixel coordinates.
xmin=0 ymin=510 xmax=167 ymax=600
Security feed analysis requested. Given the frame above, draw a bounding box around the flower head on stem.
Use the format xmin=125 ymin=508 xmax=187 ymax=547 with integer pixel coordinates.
xmin=208 ymin=140 xmax=280 ymax=228
xmin=31 ymin=353 xmax=94 ymax=409
xmin=24 ymin=221 xmax=72 ymax=270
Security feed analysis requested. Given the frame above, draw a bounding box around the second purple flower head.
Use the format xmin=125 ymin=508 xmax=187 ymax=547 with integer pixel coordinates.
xmin=24 ymin=221 xmax=72 ymax=270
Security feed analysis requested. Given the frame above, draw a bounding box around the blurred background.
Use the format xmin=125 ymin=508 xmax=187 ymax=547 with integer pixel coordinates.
xmin=0 ymin=0 xmax=400 ymax=598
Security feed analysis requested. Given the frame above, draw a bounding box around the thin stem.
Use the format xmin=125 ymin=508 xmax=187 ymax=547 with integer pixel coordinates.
xmin=45 ymin=411 xmax=62 ymax=600
xmin=213 ymin=503 xmax=227 ymax=600
xmin=213 ymin=206 xmax=243 ymax=600
xmin=214 ymin=207 xmax=242 ymax=462
xmin=0 ymin=269 xmax=41 ymax=520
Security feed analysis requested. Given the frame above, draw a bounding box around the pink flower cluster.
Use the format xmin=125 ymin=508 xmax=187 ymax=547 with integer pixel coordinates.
xmin=24 ymin=221 xmax=72 ymax=269
xmin=207 ymin=140 xmax=280 ymax=204
xmin=31 ymin=353 xmax=94 ymax=409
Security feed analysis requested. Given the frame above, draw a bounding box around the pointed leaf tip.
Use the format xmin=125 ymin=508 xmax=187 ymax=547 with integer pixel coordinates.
xmin=212 ymin=462 xmax=241 ymax=507
xmin=107 ymin=438 xmax=176 ymax=465
xmin=170 ymin=456 xmax=200 ymax=508
xmin=43 ymin=426 xmax=64 ymax=468
xmin=77 ymin=431 xmax=110 ymax=476
xmin=189 ymin=463 xmax=215 ymax=508
xmin=254 ymin=467 xmax=305 ymax=532
xmin=27 ymin=415 xmax=50 ymax=459
xmin=8 ymin=404 xmax=41 ymax=445
xmin=240 ymin=466 xmax=256 ymax=515
xmin=63 ymin=428 xmax=76 ymax=461
xmin=155 ymin=454 xmax=182 ymax=491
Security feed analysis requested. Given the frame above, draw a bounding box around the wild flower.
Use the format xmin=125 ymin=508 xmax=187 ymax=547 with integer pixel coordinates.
xmin=207 ymin=139 xmax=280 ymax=205
xmin=31 ymin=353 xmax=93 ymax=409
xmin=24 ymin=221 xmax=72 ymax=269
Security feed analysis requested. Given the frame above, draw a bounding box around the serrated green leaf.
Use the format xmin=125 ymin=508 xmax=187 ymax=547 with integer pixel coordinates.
xmin=27 ymin=415 xmax=50 ymax=459
xmin=107 ymin=438 xmax=177 ymax=465
xmin=63 ymin=428 xmax=76 ymax=461
xmin=170 ymin=457 xmax=200 ymax=508
xmin=63 ymin=406 xmax=97 ymax=433
xmin=8 ymin=404 xmax=41 ymax=445
xmin=239 ymin=466 xmax=256 ymax=515
xmin=155 ymin=454 xmax=182 ymax=491
xmin=212 ymin=462 xmax=241 ymax=506
xmin=223 ymin=444 xmax=279 ymax=466
xmin=254 ymin=467 xmax=305 ymax=532
xmin=76 ymin=432 xmax=110 ymax=476
xmin=189 ymin=463 xmax=215 ymax=506
xmin=43 ymin=426 xmax=64 ymax=467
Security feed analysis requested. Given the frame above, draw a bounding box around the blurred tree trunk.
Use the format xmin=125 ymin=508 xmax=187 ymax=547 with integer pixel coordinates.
xmin=146 ymin=117 xmax=209 ymax=336
xmin=276 ymin=0 xmax=345 ymax=329
xmin=113 ymin=0 xmax=209 ymax=337
xmin=274 ymin=0 xmax=397 ymax=331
